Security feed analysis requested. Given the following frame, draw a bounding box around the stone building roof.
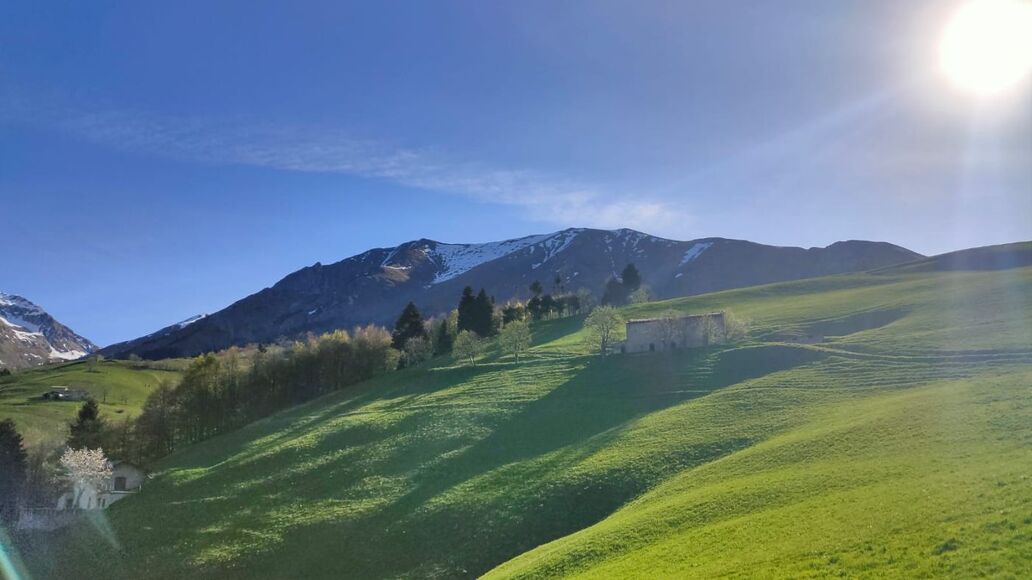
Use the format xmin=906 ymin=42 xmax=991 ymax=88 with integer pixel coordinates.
xmin=626 ymin=312 xmax=724 ymax=324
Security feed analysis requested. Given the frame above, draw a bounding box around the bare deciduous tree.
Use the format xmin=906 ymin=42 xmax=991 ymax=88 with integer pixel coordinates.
xmin=629 ymin=286 xmax=652 ymax=304
xmin=453 ymin=330 xmax=483 ymax=367
xmin=500 ymin=319 xmax=532 ymax=364
xmin=584 ymin=306 xmax=623 ymax=356
xmin=722 ymin=310 xmax=749 ymax=342
xmin=403 ymin=336 xmax=432 ymax=366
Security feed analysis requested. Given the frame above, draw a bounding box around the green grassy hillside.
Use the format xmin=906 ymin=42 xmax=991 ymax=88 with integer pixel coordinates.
xmin=0 ymin=359 xmax=184 ymax=446
xmin=14 ymin=266 xmax=1032 ymax=579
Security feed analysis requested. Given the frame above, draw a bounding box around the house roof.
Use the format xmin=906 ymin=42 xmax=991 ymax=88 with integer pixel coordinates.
xmin=111 ymin=460 xmax=144 ymax=471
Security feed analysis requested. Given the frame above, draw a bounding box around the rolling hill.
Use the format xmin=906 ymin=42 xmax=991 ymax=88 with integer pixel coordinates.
xmin=101 ymin=228 xmax=920 ymax=359
xmin=15 ymin=244 xmax=1030 ymax=579
xmin=0 ymin=359 xmax=184 ymax=446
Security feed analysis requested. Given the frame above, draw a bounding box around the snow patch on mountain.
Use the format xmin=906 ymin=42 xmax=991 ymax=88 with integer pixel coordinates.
xmin=679 ymin=242 xmax=713 ymax=266
xmin=537 ymin=229 xmax=581 ymax=264
xmin=48 ymin=346 xmax=88 ymax=361
xmin=1 ymin=315 xmax=41 ymax=343
xmin=176 ymin=314 xmax=208 ymax=329
xmin=430 ymin=230 xmax=581 ymax=283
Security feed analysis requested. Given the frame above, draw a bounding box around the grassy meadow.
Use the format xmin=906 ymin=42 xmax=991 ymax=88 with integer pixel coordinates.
xmin=0 ymin=359 xmax=184 ymax=446
xmin=11 ymin=263 xmax=1032 ymax=578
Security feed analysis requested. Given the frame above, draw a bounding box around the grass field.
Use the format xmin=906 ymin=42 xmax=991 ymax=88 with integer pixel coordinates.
xmin=0 ymin=359 xmax=184 ymax=446
xmin=10 ymin=264 xmax=1032 ymax=579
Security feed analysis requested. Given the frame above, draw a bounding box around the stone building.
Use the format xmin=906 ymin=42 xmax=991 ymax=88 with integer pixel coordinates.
xmin=623 ymin=312 xmax=726 ymax=353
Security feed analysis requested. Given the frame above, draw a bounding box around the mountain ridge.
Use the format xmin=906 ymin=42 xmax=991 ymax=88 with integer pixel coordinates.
xmin=102 ymin=228 xmax=922 ymax=359
xmin=0 ymin=292 xmax=97 ymax=369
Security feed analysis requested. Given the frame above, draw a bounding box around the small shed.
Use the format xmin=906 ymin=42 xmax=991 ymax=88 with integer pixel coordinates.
xmin=42 ymin=387 xmax=91 ymax=401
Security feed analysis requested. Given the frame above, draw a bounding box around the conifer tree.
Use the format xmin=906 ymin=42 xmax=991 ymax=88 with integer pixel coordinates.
xmin=0 ymin=419 xmax=27 ymax=522
xmin=392 ymin=302 xmax=427 ymax=349
xmin=434 ymin=318 xmax=454 ymax=355
xmin=621 ymin=263 xmax=642 ymax=293
xmin=601 ymin=276 xmax=626 ymax=306
xmin=457 ymin=287 xmax=477 ymax=332
xmin=67 ymin=399 xmax=105 ymax=450
xmin=473 ymin=288 xmax=495 ymax=336
xmin=527 ymin=295 xmax=543 ymax=320
xmin=431 ymin=309 xmax=456 ymax=355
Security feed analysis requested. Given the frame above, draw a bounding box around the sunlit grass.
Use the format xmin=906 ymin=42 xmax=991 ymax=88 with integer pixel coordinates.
xmin=18 ymin=265 xmax=1032 ymax=578
xmin=0 ymin=359 xmax=183 ymax=446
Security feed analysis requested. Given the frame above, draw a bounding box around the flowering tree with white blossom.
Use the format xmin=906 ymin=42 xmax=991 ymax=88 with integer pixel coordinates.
xmin=60 ymin=447 xmax=112 ymax=509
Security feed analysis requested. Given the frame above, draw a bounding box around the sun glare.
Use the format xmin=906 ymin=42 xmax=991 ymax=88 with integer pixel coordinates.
xmin=939 ymin=0 xmax=1032 ymax=96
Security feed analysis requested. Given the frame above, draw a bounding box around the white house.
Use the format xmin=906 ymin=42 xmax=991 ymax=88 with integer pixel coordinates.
xmin=55 ymin=461 xmax=146 ymax=511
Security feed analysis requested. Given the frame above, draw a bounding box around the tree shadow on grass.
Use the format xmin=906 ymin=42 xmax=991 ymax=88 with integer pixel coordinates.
xmin=63 ymin=345 xmax=827 ymax=579
xmin=239 ymin=346 xmax=828 ymax=578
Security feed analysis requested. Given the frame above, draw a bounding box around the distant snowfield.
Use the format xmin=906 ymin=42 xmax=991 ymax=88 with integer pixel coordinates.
xmin=430 ymin=229 xmax=583 ymax=283
xmin=680 ymin=242 xmax=713 ymax=266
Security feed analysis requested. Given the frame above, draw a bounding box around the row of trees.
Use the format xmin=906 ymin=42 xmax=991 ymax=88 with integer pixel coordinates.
xmin=131 ymin=326 xmax=398 ymax=461
xmin=390 ymin=288 xmax=535 ymax=368
xmin=524 ymin=277 xmax=591 ymax=321
xmin=47 ymin=326 xmax=398 ymax=466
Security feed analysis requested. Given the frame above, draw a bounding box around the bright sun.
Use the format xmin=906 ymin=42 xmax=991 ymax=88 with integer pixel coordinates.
xmin=939 ymin=0 xmax=1032 ymax=96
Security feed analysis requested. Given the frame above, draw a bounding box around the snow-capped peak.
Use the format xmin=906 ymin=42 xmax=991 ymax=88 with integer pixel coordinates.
xmin=0 ymin=292 xmax=43 ymax=314
xmin=0 ymin=291 xmax=96 ymax=368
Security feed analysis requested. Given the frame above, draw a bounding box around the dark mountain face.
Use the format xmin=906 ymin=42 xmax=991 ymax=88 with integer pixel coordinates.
xmin=0 ymin=292 xmax=97 ymax=369
xmin=102 ymin=228 xmax=922 ymax=359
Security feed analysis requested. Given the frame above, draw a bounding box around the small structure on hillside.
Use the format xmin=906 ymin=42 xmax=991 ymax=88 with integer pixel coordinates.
xmin=55 ymin=461 xmax=145 ymax=511
xmin=623 ymin=312 xmax=726 ymax=353
xmin=41 ymin=387 xmax=91 ymax=401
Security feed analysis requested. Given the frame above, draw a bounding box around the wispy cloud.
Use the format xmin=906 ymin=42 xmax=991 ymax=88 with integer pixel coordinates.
xmin=5 ymin=100 xmax=689 ymax=233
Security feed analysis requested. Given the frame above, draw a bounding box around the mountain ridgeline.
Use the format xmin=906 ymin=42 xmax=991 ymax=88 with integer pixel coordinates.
xmin=102 ymin=228 xmax=922 ymax=359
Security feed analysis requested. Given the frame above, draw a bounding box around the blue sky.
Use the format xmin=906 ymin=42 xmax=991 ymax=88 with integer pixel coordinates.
xmin=2 ymin=1 xmax=1029 ymax=346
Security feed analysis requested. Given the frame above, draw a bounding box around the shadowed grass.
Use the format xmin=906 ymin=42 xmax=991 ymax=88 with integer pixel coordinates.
xmin=15 ymin=265 xmax=1032 ymax=579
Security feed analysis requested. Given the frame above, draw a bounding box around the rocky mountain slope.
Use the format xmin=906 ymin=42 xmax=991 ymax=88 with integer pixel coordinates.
xmin=0 ymin=292 xmax=97 ymax=369
xmin=102 ymin=228 xmax=922 ymax=359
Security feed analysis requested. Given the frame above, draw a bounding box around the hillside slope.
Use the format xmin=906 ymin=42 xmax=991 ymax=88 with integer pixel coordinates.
xmin=0 ymin=292 xmax=97 ymax=370
xmin=0 ymin=359 xmax=184 ymax=446
xmin=101 ymin=228 xmax=920 ymax=359
xmin=17 ymin=263 xmax=1031 ymax=579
